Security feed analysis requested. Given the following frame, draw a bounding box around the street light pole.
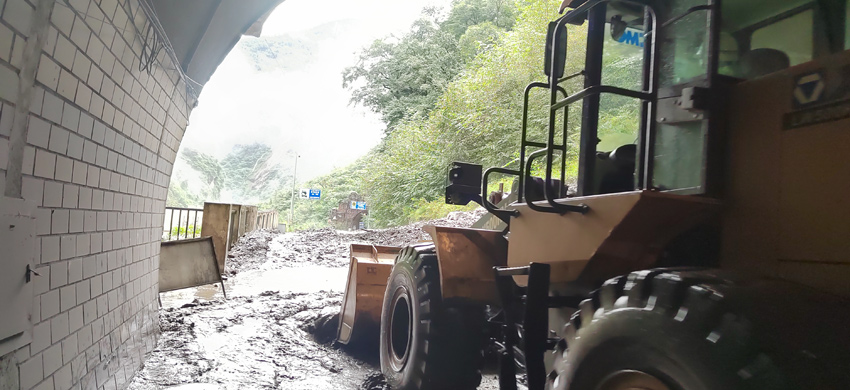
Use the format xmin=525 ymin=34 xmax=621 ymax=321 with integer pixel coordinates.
xmin=289 ymin=154 xmax=299 ymax=231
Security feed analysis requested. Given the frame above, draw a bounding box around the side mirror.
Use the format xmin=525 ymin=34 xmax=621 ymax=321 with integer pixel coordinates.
xmin=544 ymin=21 xmax=567 ymax=79
xmin=445 ymin=162 xmax=482 ymax=205
xmin=610 ymin=15 xmax=627 ymax=41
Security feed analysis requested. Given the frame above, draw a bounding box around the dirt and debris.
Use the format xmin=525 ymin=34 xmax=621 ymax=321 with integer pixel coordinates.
xmin=225 ymin=209 xmax=488 ymax=273
xmin=129 ymin=291 xmax=367 ymax=390
xmin=359 ymin=373 xmax=390 ymax=390
xmin=129 ymin=208 xmax=511 ymax=390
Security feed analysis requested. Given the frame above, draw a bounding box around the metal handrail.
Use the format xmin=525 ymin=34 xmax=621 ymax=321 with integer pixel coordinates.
xmin=551 ymin=85 xmax=653 ymax=112
xmin=481 ymin=79 xmax=572 ymax=222
xmin=164 ymin=207 xmax=203 ymax=241
xmin=533 ymin=0 xmax=660 ymax=214
xmin=518 ymin=81 xmax=571 ymax=202
xmin=481 ymin=0 xmax=668 ymax=219
xmin=525 ymin=149 xmax=589 ymax=214
xmin=482 ymin=167 xmax=521 ymax=223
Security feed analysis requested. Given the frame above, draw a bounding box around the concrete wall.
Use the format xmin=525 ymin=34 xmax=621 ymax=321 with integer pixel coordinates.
xmin=199 ymin=203 xmax=277 ymax=270
xmin=0 ymin=1 xmax=193 ymax=390
xmin=200 ymin=202 xmax=231 ymax=271
xmin=256 ymin=210 xmax=277 ymax=229
xmin=157 ymin=237 xmax=220 ymax=293
xmin=243 ymin=206 xmax=257 ymax=234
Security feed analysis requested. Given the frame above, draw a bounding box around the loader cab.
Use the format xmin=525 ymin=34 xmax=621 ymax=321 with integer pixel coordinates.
xmin=523 ymin=0 xmax=850 ymax=202
xmin=456 ymin=0 xmax=850 ymax=223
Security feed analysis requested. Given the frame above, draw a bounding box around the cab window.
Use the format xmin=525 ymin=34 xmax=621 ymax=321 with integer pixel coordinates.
xmin=720 ymin=0 xmax=847 ymax=79
xmin=750 ymin=9 xmax=814 ymax=66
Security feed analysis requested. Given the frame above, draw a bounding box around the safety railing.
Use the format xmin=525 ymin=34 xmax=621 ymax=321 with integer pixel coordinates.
xmin=163 ymin=207 xmax=203 ymax=241
xmin=257 ymin=210 xmax=278 ymax=230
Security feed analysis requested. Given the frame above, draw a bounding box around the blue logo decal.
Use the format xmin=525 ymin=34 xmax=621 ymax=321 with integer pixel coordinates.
xmin=617 ymin=29 xmax=645 ymax=48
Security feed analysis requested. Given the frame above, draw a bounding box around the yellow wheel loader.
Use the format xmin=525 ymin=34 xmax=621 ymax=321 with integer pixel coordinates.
xmin=338 ymin=0 xmax=850 ymax=389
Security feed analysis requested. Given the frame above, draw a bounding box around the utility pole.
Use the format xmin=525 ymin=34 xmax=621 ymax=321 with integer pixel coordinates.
xmin=289 ymin=153 xmax=299 ymax=231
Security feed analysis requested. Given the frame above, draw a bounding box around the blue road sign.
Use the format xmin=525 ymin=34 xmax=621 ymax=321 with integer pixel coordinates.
xmin=308 ymin=189 xmax=322 ymax=199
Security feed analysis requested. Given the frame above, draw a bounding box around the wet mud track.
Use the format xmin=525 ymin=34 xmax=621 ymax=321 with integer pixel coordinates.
xmin=129 ymin=291 xmax=372 ymax=390
xmin=129 ymin=210 xmax=510 ymax=390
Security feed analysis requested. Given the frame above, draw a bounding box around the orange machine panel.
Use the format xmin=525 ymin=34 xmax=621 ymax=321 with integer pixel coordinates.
xmin=508 ymin=191 xmax=719 ymax=286
xmin=722 ymin=50 xmax=850 ymax=297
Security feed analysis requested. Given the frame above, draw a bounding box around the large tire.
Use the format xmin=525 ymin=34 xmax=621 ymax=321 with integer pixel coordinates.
xmin=380 ymin=246 xmax=485 ymax=390
xmin=548 ymin=270 xmax=790 ymax=390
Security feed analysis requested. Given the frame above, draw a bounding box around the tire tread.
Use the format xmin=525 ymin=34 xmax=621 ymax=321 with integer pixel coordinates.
xmin=549 ymin=269 xmax=789 ymax=390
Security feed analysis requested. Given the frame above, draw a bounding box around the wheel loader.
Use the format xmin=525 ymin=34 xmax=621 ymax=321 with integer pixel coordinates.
xmin=337 ymin=0 xmax=850 ymax=389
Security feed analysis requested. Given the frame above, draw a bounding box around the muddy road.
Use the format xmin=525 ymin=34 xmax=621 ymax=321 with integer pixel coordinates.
xmin=129 ymin=210 xmax=516 ymax=390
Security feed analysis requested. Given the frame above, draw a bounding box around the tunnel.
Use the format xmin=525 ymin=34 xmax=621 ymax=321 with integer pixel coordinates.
xmin=0 ymin=1 xmax=282 ymax=389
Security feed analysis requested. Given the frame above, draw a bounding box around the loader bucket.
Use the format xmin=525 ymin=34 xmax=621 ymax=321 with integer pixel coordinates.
xmin=337 ymin=244 xmax=401 ymax=345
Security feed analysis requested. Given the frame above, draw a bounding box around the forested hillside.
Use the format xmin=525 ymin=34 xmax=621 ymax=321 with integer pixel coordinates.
xmin=274 ymin=0 xmax=599 ymax=228
xmin=168 ymin=143 xmax=285 ymax=208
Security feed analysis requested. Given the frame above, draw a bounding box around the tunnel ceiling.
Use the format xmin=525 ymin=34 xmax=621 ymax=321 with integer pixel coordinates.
xmin=150 ymin=0 xmax=283 ymax=86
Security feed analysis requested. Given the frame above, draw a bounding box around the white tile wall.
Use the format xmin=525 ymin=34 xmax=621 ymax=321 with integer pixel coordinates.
xmin=55 ymin=156 xmax=72 ymax=182
xmin=0 ymin=0 xmax=195 ymax=389
xmin=19 ymin=354 xmax=43 ymax=390
xmin=34 ymin=149 xmax=56 ymax=179
xmin=0 ymin=24 xmax=13 ymax=62
xmin=43 ymin=181 xmax=62 ymax=208
xmin=37 ymin=55 xmax=61 ymax=91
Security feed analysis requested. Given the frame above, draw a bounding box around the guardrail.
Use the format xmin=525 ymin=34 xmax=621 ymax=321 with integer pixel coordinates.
xmin=257 ymin=210 xmax=278 ymax=230
xmin=163 ymin=207 xmax=204 ymax=241
xmin=162 ymin=203 xmax=280 ymax=268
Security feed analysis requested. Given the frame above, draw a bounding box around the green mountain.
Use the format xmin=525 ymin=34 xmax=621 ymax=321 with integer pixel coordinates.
xmin=238 ymin=19 xmax=362 ymax=72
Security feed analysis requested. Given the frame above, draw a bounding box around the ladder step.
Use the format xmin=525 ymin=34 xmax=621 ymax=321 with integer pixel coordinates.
xmin=495 ymin=266 xmax=530 ymax=276
xmin=523 ymin=141 xmax=566 ymax=149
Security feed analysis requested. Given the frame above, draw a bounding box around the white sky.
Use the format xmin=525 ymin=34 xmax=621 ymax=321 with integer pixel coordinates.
xmin=177 ymin=0 xmax=452 ymax=184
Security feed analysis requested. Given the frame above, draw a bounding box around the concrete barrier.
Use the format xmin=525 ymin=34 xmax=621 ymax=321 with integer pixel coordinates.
xmin=158 ymin=237 xmax=225 ymax=295
xmin=198 ymin=202 xmax=278 ymax=270
xmin=258 ymin=210 xmax=278 ymax=229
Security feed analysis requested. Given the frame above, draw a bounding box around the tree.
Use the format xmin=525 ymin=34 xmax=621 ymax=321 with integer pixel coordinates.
xmin=342 ymin=0 xmax=518 ymax=134
xmin=166 ymin=179 xmax=203 ymax=208
xmin=358 ymin=0 xmax=587 ymax=227
xmin=187 ymin=0 xmax=642 ymax=229
xmin=262 ymin=156 xmax=370 ymax=230
xmin=442 ymin=0 xmax=516 ymax=38
xmin=343 ymin=13 xmax=463 ymax=132
xmin=175 ymin=143 xmax=284 ymax=206
xmin=220 ymin=143 xmax=282 ymax=201
xmin=181 ymin=148 xmax=224 ymax=199
xmin=458 ymin=22 xmax=505 ymax=62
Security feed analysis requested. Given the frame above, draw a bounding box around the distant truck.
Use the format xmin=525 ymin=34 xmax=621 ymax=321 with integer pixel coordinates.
xmin=329 ymin=193 xmax=368 ymax=230
xmin=337 ymin=0 xmax=850 ymax=389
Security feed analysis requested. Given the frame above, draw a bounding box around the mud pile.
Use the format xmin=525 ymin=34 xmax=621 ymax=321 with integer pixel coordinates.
xmin=224 ymin=230 xmax=276 ymax=274
xmin=226 ymin=209 xmax=488 ymax=272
